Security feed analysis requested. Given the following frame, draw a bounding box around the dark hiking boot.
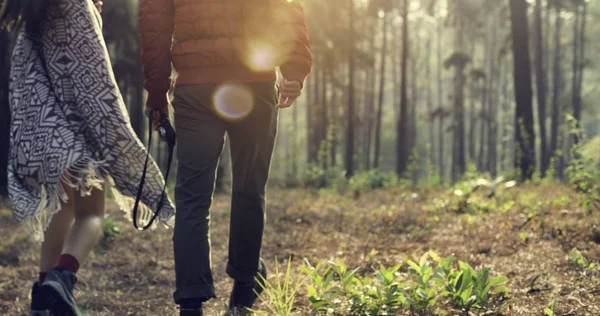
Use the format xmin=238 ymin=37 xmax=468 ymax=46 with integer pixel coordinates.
xmin=30 ymin=282 xmax=49 ymax=316
xmin=227 ymin=259 xmax=267 ymax=315
xmin=179 ymin=307 xmax=203 ymax=316
xmin=40 ymin=269 xmax=80 ymax=316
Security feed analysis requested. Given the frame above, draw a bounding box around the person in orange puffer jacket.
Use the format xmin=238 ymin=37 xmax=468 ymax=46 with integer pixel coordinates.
xmin=138 ymin=0 xmax=312 ymax=315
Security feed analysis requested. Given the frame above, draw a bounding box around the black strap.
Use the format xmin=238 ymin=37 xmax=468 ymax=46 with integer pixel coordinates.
xmin=132 ymin=113 xmax=173 ymax=231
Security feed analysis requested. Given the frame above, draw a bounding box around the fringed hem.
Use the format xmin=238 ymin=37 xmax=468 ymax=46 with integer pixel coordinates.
xmin=109 ymin=179 xmax=175 ymax=231
xmin=21 ymin=158 xmax=108 ymax=242
xmin=19 ymin=158 xmax=174 ymax=243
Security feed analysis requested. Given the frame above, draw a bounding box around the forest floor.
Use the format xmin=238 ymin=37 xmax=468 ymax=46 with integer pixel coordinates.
xmin=1 ymin=183 xmax=599 ymax=316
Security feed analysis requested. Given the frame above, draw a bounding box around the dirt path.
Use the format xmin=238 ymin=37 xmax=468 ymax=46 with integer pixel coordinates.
xmin=1 ymin=185 xmax=599 ymax=315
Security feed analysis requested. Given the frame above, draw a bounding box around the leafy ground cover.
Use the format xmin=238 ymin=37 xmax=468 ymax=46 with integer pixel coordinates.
xmin=0 ymin=180 xmax=599 ymax=315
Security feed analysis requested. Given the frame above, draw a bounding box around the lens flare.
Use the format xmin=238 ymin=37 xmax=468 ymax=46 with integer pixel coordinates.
xmin=212 ymin=84 xmax=254 ymax=121
xmin=245 ymin=41 xmax=278 ymax=72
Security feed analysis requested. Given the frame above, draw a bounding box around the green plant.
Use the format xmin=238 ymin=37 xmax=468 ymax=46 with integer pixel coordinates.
xmin=430 ymin=252 xmax=509 ymax=312
xmin=544 ymin=298 xmax=557 ymax=316
xmin=406 ymin=253 xmax=437 ymax=311
xmin=568 ymin=249 xmax=598 ymax=273
xmin=448 ymin=176 xmax=516 ymax=214
xmin=301 ymin=164 xmax=348 ymax=189
xmin=349 ymin=171 xmax=398 ymax=191
xmin=253 ymin=257 xmax=305 ymax=316
xmin=303 ymin=253 xmax=509 ymax=315
xmin=102 ymin=215 xmax=121 ymax=240
xmin=564 ymin=115 xmax=600 ymax=211
xmin=303 ymin=259 xmax=408 ymax=315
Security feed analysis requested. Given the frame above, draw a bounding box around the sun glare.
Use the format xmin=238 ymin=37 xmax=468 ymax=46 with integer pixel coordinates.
xmin=244 ymin=41 xmax=278 ymax=72
xmin=212 ymin=84 xmax=254 ymax=121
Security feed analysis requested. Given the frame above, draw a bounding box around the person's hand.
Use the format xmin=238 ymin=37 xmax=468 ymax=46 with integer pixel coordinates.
xmin=93 ymin=0 xmax=103 ymax=13
xmin=277 ymin=79 xmax=303 ymax=108
xmin=145 ymin=107 xmax=169 ymax=131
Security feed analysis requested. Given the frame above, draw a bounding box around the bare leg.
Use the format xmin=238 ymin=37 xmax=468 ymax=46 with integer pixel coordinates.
xmin=40 ymin=187 xmax=75 ymax=273
xmin=61 ymin=187 xmax=105 ymax=263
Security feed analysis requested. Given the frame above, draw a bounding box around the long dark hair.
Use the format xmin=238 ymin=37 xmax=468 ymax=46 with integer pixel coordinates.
xmin=0 ymin=0 xmax=52 ymax=33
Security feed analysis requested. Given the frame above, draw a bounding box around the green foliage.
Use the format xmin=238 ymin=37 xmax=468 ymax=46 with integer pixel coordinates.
xmin=430 ymin=252 xmax=509 ymax=312
xmin=102 ymin=215 xmax=121 ymax=240
xmin=564 ymin=115 xmax=600 ymax=211
xmin=303 ymin=251 xmax=509 ymax=315
xmin=544 ymin=298 xmax=557 ymax=316
xmin=302 ymin=259 xmax=407 ymax=315
xmin=349 ymin=170 xmax=398 ymax=191
xmin=445 ymin=176 xmax=517 ymax=214
xmin=568 ymin=249 xmax=599 ymax=274
xmin=301 ymin=165 xmax=347 ymax=189
xmin=406 ymin=253 xmax=437 ymax=311
xmin=253 ymin=257 xmax=304 ymax=316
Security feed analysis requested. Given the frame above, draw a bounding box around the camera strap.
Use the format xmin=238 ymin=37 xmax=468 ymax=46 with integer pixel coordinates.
xmin=131 ymin=113 xmax=175 ymax=231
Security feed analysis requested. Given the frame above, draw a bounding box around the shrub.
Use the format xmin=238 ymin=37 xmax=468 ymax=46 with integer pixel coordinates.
xmin=302 ymin=251 xmax=509 ymax=315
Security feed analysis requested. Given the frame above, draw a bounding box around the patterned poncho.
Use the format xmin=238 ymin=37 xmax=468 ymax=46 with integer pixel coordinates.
xmin=8 ymin=0 xmax=175 ymax=240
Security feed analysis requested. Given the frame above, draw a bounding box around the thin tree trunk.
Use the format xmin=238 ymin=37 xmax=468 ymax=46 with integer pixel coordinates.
xmin=306 ymin=75 xmax=314 ymax=164
xmin=573 ymin=0 xmax=586 ymax=145
xmin=486 ymin=14 xmax=499 ymax=174
xmin=397 ymin=0 xmax=410 ymax=177
xmin=409 ymin=19 xmax=421 ymax=160
xmin=500 ymin=61 xmax=512 ymax=173
xmin=534 ymin=0 xmax=549 ymax=175
xmin=436 ymin=19 xmax=444 ymax=181
xmin=468 ymin=76 xmax=476 ymax=164
xmin=488 ymin=61 xmax=500 ymax=176
xmin=321 ymin=63 xmax=329 ymax=168
xmin=292 ymin=94 xmax=298 ymax=180
xmin=549 ymin=1 xmax=562 ymax=169
xmin=365 ymin=24 xmax=376 ymax=170
xmin=570 ymin=1 xmax=580 ymax=146
xmin=509 ymin=0 xmax=536 ymax=180
xmin=345 ymin=0 xmax=356 ymax=177
xmin=330 ymin=85 xmax=338 ymax=168
xmin=0 ymin=31 xmax=14 ymax=196
xmin=477 ymin=75 xmax=487 ymax=171
xmin=425 ymin=37 xmax=434 ymax=169
xmin=374 ymin=16 xmax=388 ymax=169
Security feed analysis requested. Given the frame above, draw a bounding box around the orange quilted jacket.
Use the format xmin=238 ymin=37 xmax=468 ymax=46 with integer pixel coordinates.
xmin=139 ymin=0 xmax=313 ymax=110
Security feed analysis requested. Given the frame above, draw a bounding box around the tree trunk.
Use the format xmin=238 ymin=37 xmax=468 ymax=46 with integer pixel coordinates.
xmin=486 ymin=15 xmax=499 ymax=174
xmin=320 ymin=63 xmax=329 ymax=168
xmin=396 ymin=0 xmax=410 ymax=177
xmin=0 ymin=31 xmax=14 ymax=196
xmin=345 ymin=0 xmax=356 ymax=178
xmin=488 ymin=62 xmax=499 ymax=176
xmin=330 ymin=84 xmax=338 ymax=168
xmin=436 ymin=19 xmax=445 ymax=181
xmin=454 ymin=64 xmax=467 ymax=180
xmin=534 ymin=0 xmax=549 ymax=175
xmin=306 ymin=75 xmax=314 ymax=164
xmin=292 ymin=95 xmax=298 ymax=181
xmin=365 ymin=23 xmax=376 ymax=170
xmin=570 ymin=1 xmax=580 ymax=148
xmin=500 ymin=61 xmax=512 ymax=173
xmin=409 ymin=19 xmax=420 ymax=165
xmin=572 ymin=0 xmax=586 ymax=145
xmin=477 ymin=75 xmax=487 ymax=171
xmin=509 ymin=0 xmax=536 ymax=181
xmin=425 ymin=38 xmax=434 ymax=170
xmin=549 ymin=1 xmax=562 ymax=169
xmin=468 ymin=76 xmax=476 ymax=164
xmin=374 ymin=16 xmax=388 ymax=169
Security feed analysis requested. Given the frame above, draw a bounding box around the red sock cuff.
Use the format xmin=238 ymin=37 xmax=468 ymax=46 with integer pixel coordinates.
xmin=56 ymin=254 xmax=80 ymax=274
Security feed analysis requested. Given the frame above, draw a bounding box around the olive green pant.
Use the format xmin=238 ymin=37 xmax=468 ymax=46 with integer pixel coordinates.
xmin=171 ymin=82 xmax=278 ymax=304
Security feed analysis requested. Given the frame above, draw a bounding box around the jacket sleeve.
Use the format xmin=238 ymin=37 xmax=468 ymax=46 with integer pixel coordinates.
xmin=277 ymin=0 xmax=313 ymax=86
xmin=139 ymin=0 xmax=175 ymax=110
